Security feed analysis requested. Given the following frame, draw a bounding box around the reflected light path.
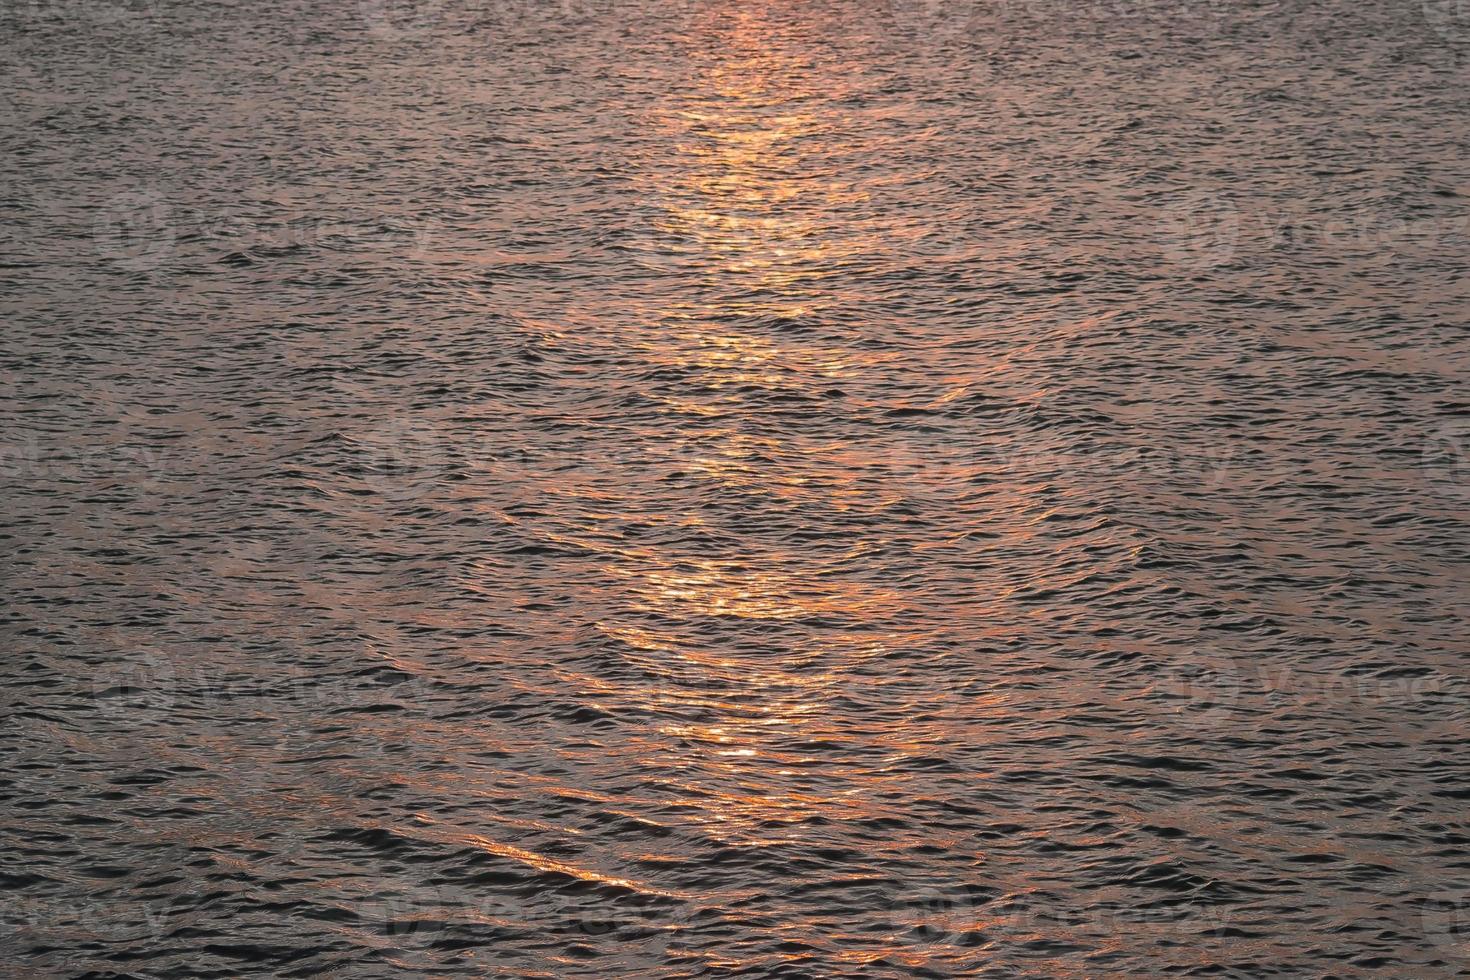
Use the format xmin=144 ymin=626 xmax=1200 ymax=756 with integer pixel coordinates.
xmin=5 ymin=0 xmax=1466 ymax=974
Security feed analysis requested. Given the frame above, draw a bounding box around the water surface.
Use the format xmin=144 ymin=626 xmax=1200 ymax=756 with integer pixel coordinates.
xmin=3 ymin=0 xmax=1470 ymax=975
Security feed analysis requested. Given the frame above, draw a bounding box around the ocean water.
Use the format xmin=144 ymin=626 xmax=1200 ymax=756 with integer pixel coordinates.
xmin=3 ymin=0 xmax=1470 ymax=975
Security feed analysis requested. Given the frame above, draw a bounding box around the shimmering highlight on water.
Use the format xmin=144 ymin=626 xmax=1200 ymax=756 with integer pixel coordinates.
xmin=3 ymin=0 xmax=1470 ymax=975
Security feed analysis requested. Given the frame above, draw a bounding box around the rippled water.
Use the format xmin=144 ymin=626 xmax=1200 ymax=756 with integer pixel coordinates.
xmin=4 ymin=0 xmax=1470 ymax=975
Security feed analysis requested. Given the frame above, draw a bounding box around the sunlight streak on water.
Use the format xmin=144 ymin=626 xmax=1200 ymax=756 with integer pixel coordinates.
xmin=2 ymin=0 xmax=1469 ymax=975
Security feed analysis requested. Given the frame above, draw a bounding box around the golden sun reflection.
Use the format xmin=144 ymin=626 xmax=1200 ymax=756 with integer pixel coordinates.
xmin=494 ymin=5 xmax=994 ymax=864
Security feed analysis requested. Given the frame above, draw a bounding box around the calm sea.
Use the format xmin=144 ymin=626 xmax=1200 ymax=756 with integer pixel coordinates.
xmin=3 ymin=0 xmax=1469 ymax=975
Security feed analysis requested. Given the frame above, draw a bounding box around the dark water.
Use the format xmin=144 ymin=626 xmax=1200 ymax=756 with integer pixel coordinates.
xmin=4 ymin=0 xmax=1470 ymax=975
